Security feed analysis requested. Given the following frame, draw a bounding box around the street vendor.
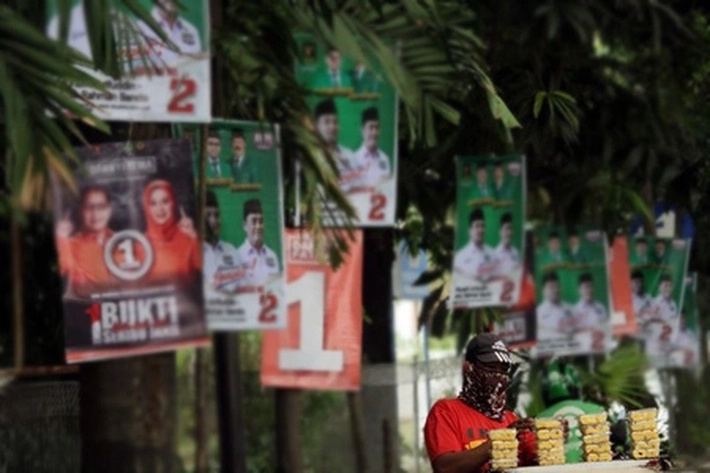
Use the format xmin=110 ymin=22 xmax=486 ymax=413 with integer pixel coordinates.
xmin=423 ymin=333 xmax=535 ymax=473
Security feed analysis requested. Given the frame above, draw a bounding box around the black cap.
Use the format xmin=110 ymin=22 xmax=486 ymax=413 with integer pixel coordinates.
xmin=548 ymin=230 xmax=560 ymax=240
xmin=578 ymin=272 xmax=593 ymax=284
xmin=207 ymin=128 xmax=220 ymax=139
xmin=543 ymin=271 xmax=559 ymax=284
xmin=569 ymin=228 xmax=579 ymax=237
xmin=232 ymin=128 xmax=245 ymax=140
xmin=469 ymin=208 xmax=484 ymax=225
xmin=361 ymin=106 xmax=379 ymax=125
xmin=631 ymin=270 xmax=644 ymax=280
xmin=636 ymin=237 xmax=647 ymax=245
xmin=315 ymin=99 xmax=337 ymax=118
xmin=243 ymin=199 xmax=263 ymax=220
xmin=465 ymin=333 xmax=512 ymax=364
xmin=660 ymin=273 xmax=672 ymax=283
xmin=500 ymin=212 xmax=512 ymax=226
xmin=206 ymin=190 xmax=218 ymax=208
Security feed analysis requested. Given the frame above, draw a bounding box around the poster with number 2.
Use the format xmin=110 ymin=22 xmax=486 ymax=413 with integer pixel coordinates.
xmin=261 ymin=229 xmax=363 ymax=391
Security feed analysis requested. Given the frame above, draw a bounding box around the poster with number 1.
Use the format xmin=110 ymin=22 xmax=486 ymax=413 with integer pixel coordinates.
xmin=46 ymin=0 xmax=211 ymax=122
xmin=261 ymin=229 xmax=363 ymax=391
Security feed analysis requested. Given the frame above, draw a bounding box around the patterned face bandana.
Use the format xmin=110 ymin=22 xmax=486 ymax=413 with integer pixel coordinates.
xmin=458 ymin=362 xmax=511 ymax=421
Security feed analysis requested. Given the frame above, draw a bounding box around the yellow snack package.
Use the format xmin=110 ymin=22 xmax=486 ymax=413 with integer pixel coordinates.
xmin=631 ymin=430 xmax=658 ymax=442
xmin=535 ymin=418 xmax=562 ymax=430
xmin=579 ymin=413 xmax=608 ymax=426
xmin=492 ymin=440 xmax=518 ymax=450
xmin=580 ymin=423 xmax=610 ymax=435
xmin=491 ymin=459 xmax=518 ymax=471
xmin=491 ymin=449 xmax=519 ymax=460
xmin=628 ymin=408 xmax=658 ymax=423
xmin=628 ymin=419 xmax=656 ymax=431
xmin=488 ymin=429 xmax=517 ymax=441
xmin=537 ymin=439 xmax=564 ymax=451
xmin=583 ymin=433 xmax=610 ymax=445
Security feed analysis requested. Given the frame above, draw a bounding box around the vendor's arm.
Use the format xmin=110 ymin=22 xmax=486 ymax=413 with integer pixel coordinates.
xmin=424 ymin=401 xmax=492 ymax=473
xmin=432 ymin=442 xmax=492 ymax=473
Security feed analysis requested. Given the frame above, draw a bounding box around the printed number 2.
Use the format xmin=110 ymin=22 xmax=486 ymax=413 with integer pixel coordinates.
xmin=660 ymin=324 xmax=672 ymax=343
xmin=259 ymin=292 xmax=278 ymax=323
xmin=369 ymin=193 xmax=387 ymax=221
xmin=278 ymin=271 xmax=344 ymax=372
xmin=592 ymin=331 xmax=605 ymax=351
xmin=168 ymin=78 xmax=196 ymax=113
xmin=500 ymin=280 xmax=515 ymax=303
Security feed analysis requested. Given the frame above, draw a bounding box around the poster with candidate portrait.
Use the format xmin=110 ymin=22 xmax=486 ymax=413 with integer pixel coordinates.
xmin=627 ymin=236 xmax=691 ymax=366
xmin=294 ymin=33 xmax=398 ymax=227
xmin=532 ymin=225 xmax=612 ymax=357
xmin=451 ymin=155 xmax=526 ymax=309
xmin=175 ymin=120 xmax=287 ymax=331
xmin=46 ymin=0 xmax=210 ymax=122
xmin=49 ymin=139 xmax=209 ymax=363
xmin=393 ymin=241 xmax=433 ymax=300
xmin=491 ymin=229 xmax=537 ymax=349
xmin=654 ymin=272 xmax=701 ymax=369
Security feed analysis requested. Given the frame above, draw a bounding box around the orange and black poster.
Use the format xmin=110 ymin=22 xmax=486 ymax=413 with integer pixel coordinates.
xmin=50 ymin=140 xmax=209 ymax=363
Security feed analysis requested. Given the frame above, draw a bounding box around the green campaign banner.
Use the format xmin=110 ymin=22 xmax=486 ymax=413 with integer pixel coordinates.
xmin=46 ymin=0 xmax=211 ymax=122
xmin=660 ymin=272 xmax=701 ymax=369
xmin=628 ymin=236 xmax=690 ymax=366
xmin=294 ymin=33 xmax=398 ymax=227
xmin=533 ymin=225 xmax=612 ymax=357
xmin=175 ymin=121 xmax=286 ymax=331
xmin=451 ymin=155 xmax=526 ymax=309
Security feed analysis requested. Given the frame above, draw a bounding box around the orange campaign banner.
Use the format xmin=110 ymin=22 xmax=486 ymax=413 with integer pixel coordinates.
xmin=261 ymin=229 xmax=363 ymax=391
xmin=609 ymin=236 xmax=638 ymax=336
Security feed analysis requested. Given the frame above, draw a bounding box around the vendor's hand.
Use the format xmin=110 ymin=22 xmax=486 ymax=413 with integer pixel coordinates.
xmin=556 ymin=416 xmax=570 ymax=441
xmin=508 ymin=417 xmax=535 ymax=432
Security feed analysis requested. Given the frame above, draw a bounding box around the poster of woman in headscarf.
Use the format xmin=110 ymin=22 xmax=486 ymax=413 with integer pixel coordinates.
xmin=50 ymin=139 xmax=209 ymax=363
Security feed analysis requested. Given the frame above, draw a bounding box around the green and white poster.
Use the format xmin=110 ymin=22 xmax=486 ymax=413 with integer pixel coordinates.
xmin=175 ymin=120 xmax=286 ymax=331
xmin=658 ymin=272 xmax=701 ymax=369
xmin=451 ymin=155 xmax=526 ymax=309
xmin=533 ymin=225 xmax=611 ymax=357
xmin=628 ymin=236 xmax=691 ymax=366
xmin=46 ymin=0 xmax=211 ymax=122
xmin=294 ymin=33 xmax=398 ymax=227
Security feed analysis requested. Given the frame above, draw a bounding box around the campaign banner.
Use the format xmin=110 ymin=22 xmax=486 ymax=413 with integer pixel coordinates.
xmin=658 ymin=272 xmax=701 ymax=369
xmin=609 ymin=237 xmax=637 ymax=336
xmin=451 ymin=155 xmax=526 ymax=309
xmin=176 ymin=120 xmax=287 ymax=331
xmin=261 ymin=229 xmax=363 ymax=391
xmin=50 ymin=140 xmax=209 ymax=363
xmin=491 ymin=229 xmax=537 ymax=349
xmin=533 ymin=225 xmax=612 ymax=357
xmin=628 ymin=236 xmax=691 ymax=366
xmin=393 ymin=241 xmax=432 ymax=300
xmin=46 ymin=0 xmax=211 ymax=122
xmin=294 ymin=33 xmax=398 ymax=227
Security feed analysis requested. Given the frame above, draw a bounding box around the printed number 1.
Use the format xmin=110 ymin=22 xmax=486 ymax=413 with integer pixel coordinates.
xmin=168 ymin=78 xmax=197 ymax=113
xmin=117 ymin=238 xmax=140 ymax=269
xmin=278 ymin=271 xmax=344 ymax=372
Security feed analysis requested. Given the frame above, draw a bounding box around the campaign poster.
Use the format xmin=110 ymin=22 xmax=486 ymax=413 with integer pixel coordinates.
xmin=50 ymin=140 xmax=209 ymax=363
xmin=451 ymin=155 xmax=526 ymax=309
xmin=261 ymin=229 xmax=363 ymax=391
xmin=627 ymin=236 xmax=691 ymax=366
xmin=176 ymin=120 xmax=287 ymax=331
xmin=532 ymin=225 xmax=612 ymax=357
xmin=294 ymin=33 xmax=398 ymax=227
xmin=658 ymin=272 xmax=701 ymax=369
xmin=491 ymin=229 xmax=536 ymax=349
xmin=46 ymin=0 xmax=211 ymax=122
xmin=609 ymin=236 xmax=637 ymax=336
xmin=393 ymin=241 xmax=432 ymax=300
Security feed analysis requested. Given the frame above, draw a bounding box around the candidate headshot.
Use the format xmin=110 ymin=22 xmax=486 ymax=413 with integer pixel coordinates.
xmin=542 ymin=271 xmax=561 ymax=304
xmin=205 ymin=128 xmax=229 ymax=179
xmin=631 ymin=270 xmax=645 ymax=296
xmin=468 ymin=208 xmax=486 ymax=247
xmin=230 ymin=128 xmax=258 ymax=184
xmin=354 ymin=106 xmax=391 ymax=187
xmin=578 ymin=273 xmax=595 ymax=304
xmin=658 ymin=273 xmax=673 ymax=300
xmin=237 ymin=199 xmax=280 ymax=286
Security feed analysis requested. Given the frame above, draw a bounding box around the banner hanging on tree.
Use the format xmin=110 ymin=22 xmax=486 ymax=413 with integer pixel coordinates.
xmin=659 ymin=272 xmax=701 ymax=369
xmin=293 ymin=33 xmax=398 ymax=227
xmin=393 ymin=241 xmax=433 ymax=300
xmin=50 ymin=139 xmax=209 ymax=363
xmin=532 ymin=225 xmax=612 ymax=357
xmin=261 ymin=229 xmax=363 ymax=391
xmin=175 ymin=120 xmax=287 ymax=331
xmin=451 ymin=155 xmax=527 ymax=309
xmin=46 ymin=0 xmax=211 ymax=122
xmin=608 ymin=236 xmax=637 ymax=337
xmin=627 ymin=236 xmax=691 ymax=366
xmin=491 ymin=229 xmax=537 ymax=349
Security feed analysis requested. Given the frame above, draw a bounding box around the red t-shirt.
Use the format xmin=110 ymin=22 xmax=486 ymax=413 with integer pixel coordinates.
xmin=424 ymin=398 xmax=535 ymax=471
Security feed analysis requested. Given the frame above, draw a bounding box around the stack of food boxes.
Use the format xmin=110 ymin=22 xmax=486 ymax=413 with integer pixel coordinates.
xmin=628 ymin=408 xmax=660 ymax=460
xmin=488 ymin=428 xmax=519 ymax=471
xmin=579 ymin=412 xmax=613 ymax=463
xmin=534 ymin=418 xmax=565 ymax=466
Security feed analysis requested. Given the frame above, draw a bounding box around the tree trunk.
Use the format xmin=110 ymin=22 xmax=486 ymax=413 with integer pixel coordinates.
xmin=11 ymin=216 xmax=24 ymax=370
xmin=361 ymin=228 xmax=399 ymax=473
xmin=80 ymin=353 xmax=178 ymax=473
xmin=347 ymin=392 xmax=368 ymax=473
xmin=275 ymin=389 xmax=303 ymax=473
xmin=194 ymin=348 xmax=209 ymax=473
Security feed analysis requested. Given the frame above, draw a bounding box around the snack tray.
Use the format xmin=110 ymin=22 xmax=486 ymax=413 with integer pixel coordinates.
xmin=505 ymin=460 xmax=651 ymax=473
